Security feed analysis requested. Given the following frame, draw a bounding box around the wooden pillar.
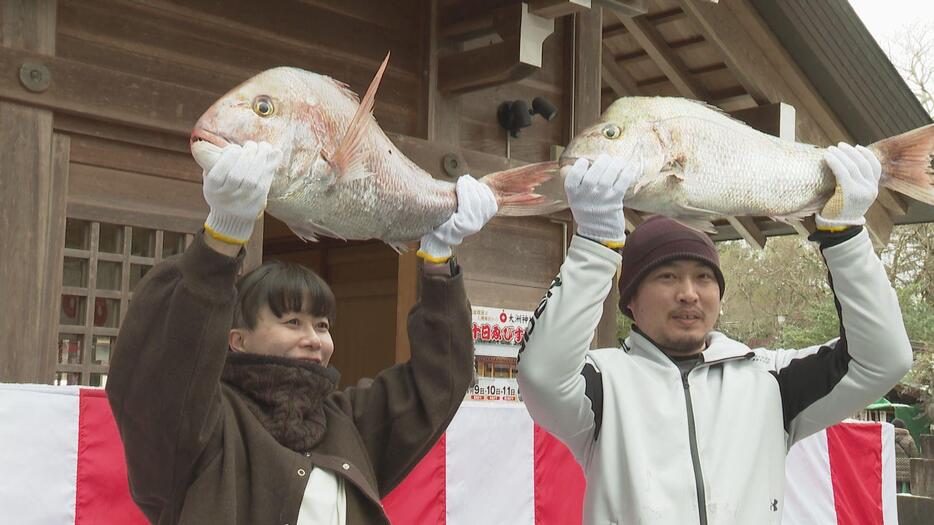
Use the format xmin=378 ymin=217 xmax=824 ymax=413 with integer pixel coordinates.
xmin=390 ymin=0 xmax=452 ymax=364
xmin=571 ymin=7 xmax=617 ymax=347
xmin=0 ymin=0 xmax=61 ymax=383
xmin=395 ymin=246 xmax=419 ymax=364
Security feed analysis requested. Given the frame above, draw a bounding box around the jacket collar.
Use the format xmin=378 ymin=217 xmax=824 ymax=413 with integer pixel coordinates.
xmin=624 ymin=327 xmax=752 ymax=366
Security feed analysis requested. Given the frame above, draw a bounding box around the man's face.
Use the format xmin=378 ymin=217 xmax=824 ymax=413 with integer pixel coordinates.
xmin=628 ymin=259 xmax=721 ymax=356
xmin=230 ymin=304 xmax=335 ymax=366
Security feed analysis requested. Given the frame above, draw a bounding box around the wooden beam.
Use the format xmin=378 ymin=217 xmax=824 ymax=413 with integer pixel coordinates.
xmin=726 ymin=216 xmax=766 ymax=250
xmin=611 ymin=11 xmax=706 ymax=100
xmin=573 ymin=8 xmax=603 ymax=135
xmin=0 ymin=44 xmax=528 ymax=187
xmin=0 ymin=0 xmax=59 ymax=383
xmin=730 ymin=102 xmax=796 ymax=142
xmin=395 ymin=245 xmax=419 ymax=364
xmin=865 ymin=201 xmax=894 ymax=250
xmin=243 ymin=215 xmax=264 ymax=275
xmin=603 ymin=8 xmax=689 ymax=40
xmin=40 ymin=133 xmax=69 ymax=383
xmin=571 ymin=7 xmax=618 ymax=347
xmin=711 ymin=93 xmax=755 ymax=112
xmin=424 ymin=0 xmax=462 ymax=145
xmin=594 ymin=0 xmax=647 ymax=17
xmin=624 ymin=209 xmax=645 ymax=232
xmin=438 ymin=3 xmax=554 ymax=93
xmin=529 ymin=0 xmax=591 ymax=19
xmin=0 ymin=46 xmax=211 ymax=136
xmin=676 ymin=0 xmax=849 ymax=146
xmin=438 ymin=39 xmax=538 ymax=94
xmin=602 ymin=45 xmax=642 ymax=96
xmin=789 ymin=216 xmax=816 ymax=239
xmin=876 ymin=188 xmax=910 ymax=216
xmin=439 ymin=0 xmax=513 ymax=41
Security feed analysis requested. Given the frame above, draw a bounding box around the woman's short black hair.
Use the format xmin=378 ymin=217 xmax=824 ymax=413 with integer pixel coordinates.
xmin=233 ymin=260 xmax=336 ymax=330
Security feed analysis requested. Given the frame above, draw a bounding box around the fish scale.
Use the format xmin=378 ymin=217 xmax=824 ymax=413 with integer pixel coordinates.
xmin=190 ymin=57 xmax=557 ymax=247
xmin=560 ymin=97 xmax=934 ymax=231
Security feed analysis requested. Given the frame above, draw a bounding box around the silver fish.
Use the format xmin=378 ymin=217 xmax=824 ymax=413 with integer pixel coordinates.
xmin=190 ymin=54 xmax=560 ymax=248
xmin=559 ymin=97 xmax=934 ymax=231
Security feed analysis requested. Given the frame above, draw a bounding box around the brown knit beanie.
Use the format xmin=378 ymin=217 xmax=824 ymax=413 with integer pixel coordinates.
xmin=618 ymin=215 xmax=725 ymax=319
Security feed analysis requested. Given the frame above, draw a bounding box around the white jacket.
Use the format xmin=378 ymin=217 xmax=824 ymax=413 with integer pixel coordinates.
xmin=516 ymin=231 xmax=912 ymax=525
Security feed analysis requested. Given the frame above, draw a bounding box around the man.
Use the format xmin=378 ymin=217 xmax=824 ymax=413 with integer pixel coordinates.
xmin=107 ymin=141 xmax=497 ymax=524
xmin=516 ymin=147 xmax=913 ymax=524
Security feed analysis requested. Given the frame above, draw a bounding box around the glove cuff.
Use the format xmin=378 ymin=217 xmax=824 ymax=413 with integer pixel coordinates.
xmin=577 ymin=223 xmax=626 ymax=247
xmin=418 ymin=234 xmax=453 ymax=262
xmin=815 ymin=214 xmax=865 ymax=232
xmin=205 ymin=210 xmax=256 ymax=245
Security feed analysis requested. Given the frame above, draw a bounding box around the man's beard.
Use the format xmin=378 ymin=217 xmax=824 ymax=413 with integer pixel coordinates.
xmin=658 ymin=333 xmax=707 ymax=356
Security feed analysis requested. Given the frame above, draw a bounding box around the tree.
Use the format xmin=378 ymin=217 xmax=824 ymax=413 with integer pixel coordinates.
xmin=886 ymin=22 xmax=934 ymax=114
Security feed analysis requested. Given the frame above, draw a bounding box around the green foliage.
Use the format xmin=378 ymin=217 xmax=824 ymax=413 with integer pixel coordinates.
xmin=617 ymin=310 xmax=633 ymax=341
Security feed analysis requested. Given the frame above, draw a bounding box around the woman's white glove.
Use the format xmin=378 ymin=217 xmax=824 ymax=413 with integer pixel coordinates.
xmin=203 ymin=141 xmax=281 ymax=245
xmin=816 ymin=143 xmax=882 ymax=231
xmin=564 ymin=153 xmax=642 ymax=248
xmin=418 ymin=175 xmax=498 ymax=262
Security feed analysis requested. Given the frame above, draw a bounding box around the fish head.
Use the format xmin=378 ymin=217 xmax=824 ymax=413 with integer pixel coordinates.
xmin=190 ymin=67 xmax=335 ymax=189
xmin=559 ymin=98 xmax=669 ymax=176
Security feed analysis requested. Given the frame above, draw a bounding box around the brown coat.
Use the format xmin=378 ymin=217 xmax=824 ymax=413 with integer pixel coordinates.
xmin=894 ymin=427 xmax=918 ymax=483
xmin=106 ymin=235 xmax=474 ymax=524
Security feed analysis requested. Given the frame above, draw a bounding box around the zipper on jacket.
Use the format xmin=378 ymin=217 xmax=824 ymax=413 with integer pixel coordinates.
xmin=681 ymin=369 xmax=708 ymax=525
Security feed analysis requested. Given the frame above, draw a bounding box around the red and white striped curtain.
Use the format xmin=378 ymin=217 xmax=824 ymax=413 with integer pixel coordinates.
xmin=0 ymin=385 xmax=896 ymax=524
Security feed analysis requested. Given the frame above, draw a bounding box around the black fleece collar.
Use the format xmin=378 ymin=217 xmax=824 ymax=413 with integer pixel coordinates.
xmin=221 ymin=352 xmax=341 ymax=453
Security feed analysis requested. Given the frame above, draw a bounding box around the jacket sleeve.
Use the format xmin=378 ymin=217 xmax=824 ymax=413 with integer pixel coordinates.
xmin=105 ymin=235 xmax=238 ymax=519
xmin=340 ymin=266 xmax=474 ymax=496
xmin=516 ymin=235 xmax=621 ymax=463
xmin=772 ymin=228 xmax=913 ymax=447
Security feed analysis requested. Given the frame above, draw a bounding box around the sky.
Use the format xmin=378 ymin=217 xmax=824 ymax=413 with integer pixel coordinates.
xmin=848 ymin=0 xmax=934 ymax=44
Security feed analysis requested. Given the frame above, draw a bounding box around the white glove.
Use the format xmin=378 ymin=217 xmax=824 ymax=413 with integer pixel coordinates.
xmin=816 ymin=143 xmax=882 ymax=231
xmin=418 ymin=175 xmax=498 ymax=262
xmin=203 ymin=141 xmax=282 ymax=245
xmin=564 ymin=153 xmax=642 ymax=247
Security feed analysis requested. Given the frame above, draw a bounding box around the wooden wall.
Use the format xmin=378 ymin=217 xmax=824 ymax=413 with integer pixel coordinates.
xmin=0 ymin=0 xmax=578 ymax=384
xmin=454 ymin=16 xmax=571 ymax=162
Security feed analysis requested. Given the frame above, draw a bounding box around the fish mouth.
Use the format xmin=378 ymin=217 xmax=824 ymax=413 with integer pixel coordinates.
xmin=189 ymin=129 xmax=233 ymax=149
xmin=559 ymin=156 xmax=580 ymax=168
xmin=190 ymin=129 xmax=234 ymax=170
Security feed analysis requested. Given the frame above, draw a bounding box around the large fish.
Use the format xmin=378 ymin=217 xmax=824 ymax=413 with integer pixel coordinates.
xmin=559 ymin=97 xmax=934 ymax=232
xmin=190 ymin=54 xmax=560 ymax=248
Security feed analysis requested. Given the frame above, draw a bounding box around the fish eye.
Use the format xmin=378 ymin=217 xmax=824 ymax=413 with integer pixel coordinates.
xmin=603 ymin=124 xmax=622 ymax=139
xmin=252 ymin=96 xmax=275 ymax=117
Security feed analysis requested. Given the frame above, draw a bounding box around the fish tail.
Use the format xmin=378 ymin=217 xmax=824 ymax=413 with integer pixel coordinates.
xmin=480 ymin=160 xmax=568 ymax=216
xmin=871 ymin=123 xmax=934 ymax=205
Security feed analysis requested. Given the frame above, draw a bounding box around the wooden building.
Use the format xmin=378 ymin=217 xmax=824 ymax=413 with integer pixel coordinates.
xmin=2 ymin=0 xmax=931 ymax=389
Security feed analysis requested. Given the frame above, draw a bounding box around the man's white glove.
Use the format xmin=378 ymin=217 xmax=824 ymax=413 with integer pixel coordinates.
xmin=816 ymin=143 xmax=882 ymax=231
xmin=564 ymin=153 xmax=642 ymax=248
xmin=203 ymin=141 xmax=282 ymax=245
xmin=418 ymin=175 xmax=498 ymax=263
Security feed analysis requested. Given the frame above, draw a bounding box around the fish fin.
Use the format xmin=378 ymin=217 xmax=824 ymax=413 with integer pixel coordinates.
xmin=632 ymin=168 xmax=682 ymax=194
xmin=871 ymin=123 xmax=934 ymax=205
xmin=327 ymin=51 xmax=391 ymax=186
xmin=387 ymin=241 xmax=412 ymax=254
xmin=769 ymin=209 xmax=818 ymax=224
xmin=287 ymin=224 xmax=320 ymax=243
xmin=479 ymin=161 xmax=569 ymax=216
xmin=288 ymin=220 xmax=348 ymax=243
